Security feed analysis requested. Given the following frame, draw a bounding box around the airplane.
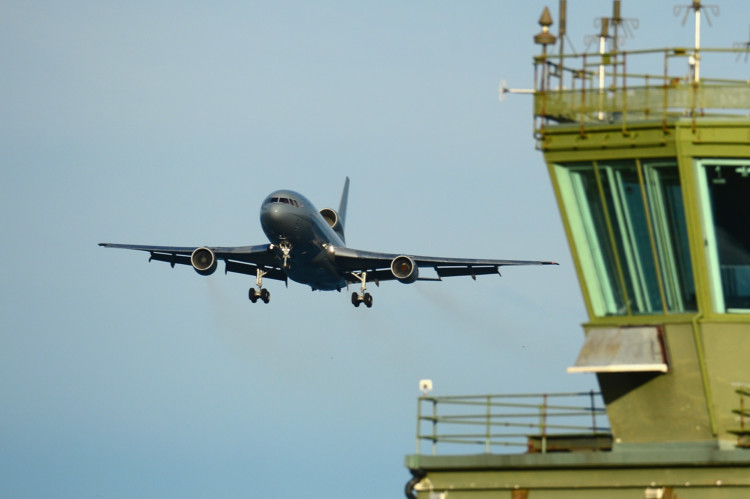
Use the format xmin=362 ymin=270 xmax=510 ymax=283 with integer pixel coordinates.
xmin=99 ymin=178 xmax=557 ymax=308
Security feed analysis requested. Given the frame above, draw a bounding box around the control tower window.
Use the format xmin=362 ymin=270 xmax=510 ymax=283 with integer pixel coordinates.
xmin=555 ymin=159 xmax=695 ymax=317
xmin=698 ymin=160 xmax=750 ymax=313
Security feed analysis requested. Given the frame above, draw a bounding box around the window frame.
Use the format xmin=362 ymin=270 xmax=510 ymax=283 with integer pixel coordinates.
xmin=695 ymin=158 xmax=750 ymax=314
xmin=555 ymin=159 xmax=695 ymax=317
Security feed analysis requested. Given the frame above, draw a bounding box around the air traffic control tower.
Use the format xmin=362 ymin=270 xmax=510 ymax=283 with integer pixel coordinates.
xmin=405 ymin=2 xmax=750 ymax=497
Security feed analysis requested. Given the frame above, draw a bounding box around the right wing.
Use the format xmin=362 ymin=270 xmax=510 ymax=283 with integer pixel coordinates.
xmin=98 ymin=243 xmax=288 ymax=281
xmin=331 ymin=246 xmax=557 ymax=284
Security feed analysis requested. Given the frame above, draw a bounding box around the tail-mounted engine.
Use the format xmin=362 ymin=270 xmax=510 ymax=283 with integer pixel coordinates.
xmin=191 ymin=247 xmax=217 ymax=276
xmin=391 ymin=255 xmax=419 ymax=284
xmin=320 ymin=207 xmax=345 ymax=240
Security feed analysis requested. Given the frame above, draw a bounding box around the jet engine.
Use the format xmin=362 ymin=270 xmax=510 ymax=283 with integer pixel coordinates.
xmin=191 ymin=247 xmax=217 ymax=276
xmin=319 ymin=207 xmax=341 ymax=232
xmin=391 ymin=255 xmax=419 ymax=284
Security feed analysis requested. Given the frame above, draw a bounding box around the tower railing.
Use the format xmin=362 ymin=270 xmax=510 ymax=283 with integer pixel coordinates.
xmin=416 ymin=391 xmax=610 ymax=455
xmin=533 ymin=47 xmax=750 ymax=136
xmin=731 ymin=387 xmax=750 ymax=449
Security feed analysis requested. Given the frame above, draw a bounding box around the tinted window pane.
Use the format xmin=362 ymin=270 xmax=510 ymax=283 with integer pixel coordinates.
xmin=557 ymin=160 xmax=695 ymax=316
xmin=704 ymin=162 xmax=750 ymax=311
xmin=644 ymin=163 xmax=696 ymax=312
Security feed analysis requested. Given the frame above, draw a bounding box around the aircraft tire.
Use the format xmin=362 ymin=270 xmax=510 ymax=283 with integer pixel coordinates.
xmin=260 ymin=288 xmax=270 ymax=304
xmin=249 ymin=288 xmax=258 ymax=303
xmin=351 ymin=292 xmax=360 ymax=307
xmin=364 ymin=293 xmax=373 ymax=308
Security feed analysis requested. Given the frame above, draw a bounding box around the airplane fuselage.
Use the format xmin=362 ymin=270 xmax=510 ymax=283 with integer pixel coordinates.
xmin=260 ymin=189 xmax=346 ymax=291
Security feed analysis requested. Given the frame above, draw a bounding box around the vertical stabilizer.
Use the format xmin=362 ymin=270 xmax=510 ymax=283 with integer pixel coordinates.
xmin=338 ymin=177 xmax=350 ymax=241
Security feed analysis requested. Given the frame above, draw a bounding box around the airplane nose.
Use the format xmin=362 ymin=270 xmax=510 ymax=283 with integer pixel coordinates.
xmin=264 ymin=204 xmax=283 ymax=220
xmin=261 ymin=204 xmax=277 ymax=225
xmin=260 ymin=203 xmax=288 ymax=240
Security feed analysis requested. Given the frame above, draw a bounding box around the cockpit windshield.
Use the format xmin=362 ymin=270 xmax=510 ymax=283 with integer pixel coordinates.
xmin=265 ymin=196 xmax=299 ymax=207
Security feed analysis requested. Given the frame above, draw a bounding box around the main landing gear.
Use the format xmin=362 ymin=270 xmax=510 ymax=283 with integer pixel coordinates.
xmin=350 ymin=272 xmax=373 ymax=308
xmin=249 ymin=268 xmax=270 ymax=304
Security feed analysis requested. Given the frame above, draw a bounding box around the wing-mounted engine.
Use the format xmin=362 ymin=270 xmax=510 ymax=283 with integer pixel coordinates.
xmin=319 ymin=207 xmax=346 ymax=241
xmin=191 ymin=247 xmax=217 ymax=276
xmin=391 ymin=255 xmax=419 ymax=284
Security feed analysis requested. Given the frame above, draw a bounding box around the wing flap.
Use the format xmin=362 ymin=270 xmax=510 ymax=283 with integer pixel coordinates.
xmin=148 ymin=252 xmax=192 ymax=267
xmin=213 ymin=245 xmax=278 ymax=267
xmin=224 ymin=260 xmax=287 ymax=281
xmin=435 ymin=265 xmax=500 ymax=279
xmin=344 ymin=269 xmax=395 ymax=285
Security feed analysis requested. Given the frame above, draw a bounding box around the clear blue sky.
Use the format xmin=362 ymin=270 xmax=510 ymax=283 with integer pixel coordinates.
xmin=2 ymin=1 xmax=747 ymax=497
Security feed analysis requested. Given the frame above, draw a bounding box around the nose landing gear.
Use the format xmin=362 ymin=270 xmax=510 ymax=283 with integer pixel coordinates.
xmin=279 ymin=240 xmax=292 ymax=270
xmin=350 ymin=272 xmax=373 ymax=308
xmin=249 ymin=268 xmax=270 ymax=304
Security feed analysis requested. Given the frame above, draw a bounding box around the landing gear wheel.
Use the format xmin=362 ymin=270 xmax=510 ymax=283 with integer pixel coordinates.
xmin=249 ymin=287 xmax=269 ymax=304
xmin=352 ymin=292 xmax=361 ymax=307
xmin=363 ymin=292 xmax=373 ymax=308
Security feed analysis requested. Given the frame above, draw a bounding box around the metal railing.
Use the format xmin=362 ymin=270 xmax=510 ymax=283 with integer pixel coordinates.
xmin=731 ymin=387 xmax=750 ymax=449
xmin=533 ymin=47 xmax=750 ymax=135
xmin=416 ymin=391 xmax=610 ymax=455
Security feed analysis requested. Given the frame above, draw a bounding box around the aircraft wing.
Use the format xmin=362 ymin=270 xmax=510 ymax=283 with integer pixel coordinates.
xmin=98 ymin=243 xmax=288 ymax=281
xmin=331 ymin=246 xmax=557 ymax=283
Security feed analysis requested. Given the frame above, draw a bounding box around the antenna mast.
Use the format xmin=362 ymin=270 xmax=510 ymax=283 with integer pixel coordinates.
xmin=674 ymin=0 xmax=720 ymax=82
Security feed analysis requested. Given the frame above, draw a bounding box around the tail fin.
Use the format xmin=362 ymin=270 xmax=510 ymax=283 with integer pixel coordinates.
xmin=338 ymin=177 xmax=350 ymax=240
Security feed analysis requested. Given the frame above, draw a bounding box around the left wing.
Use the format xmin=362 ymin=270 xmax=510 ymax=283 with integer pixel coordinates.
xmin=98 ymin=243 xmax=287 ymax=281
xmin=330 ymin=246 xmax=557 ymax=284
